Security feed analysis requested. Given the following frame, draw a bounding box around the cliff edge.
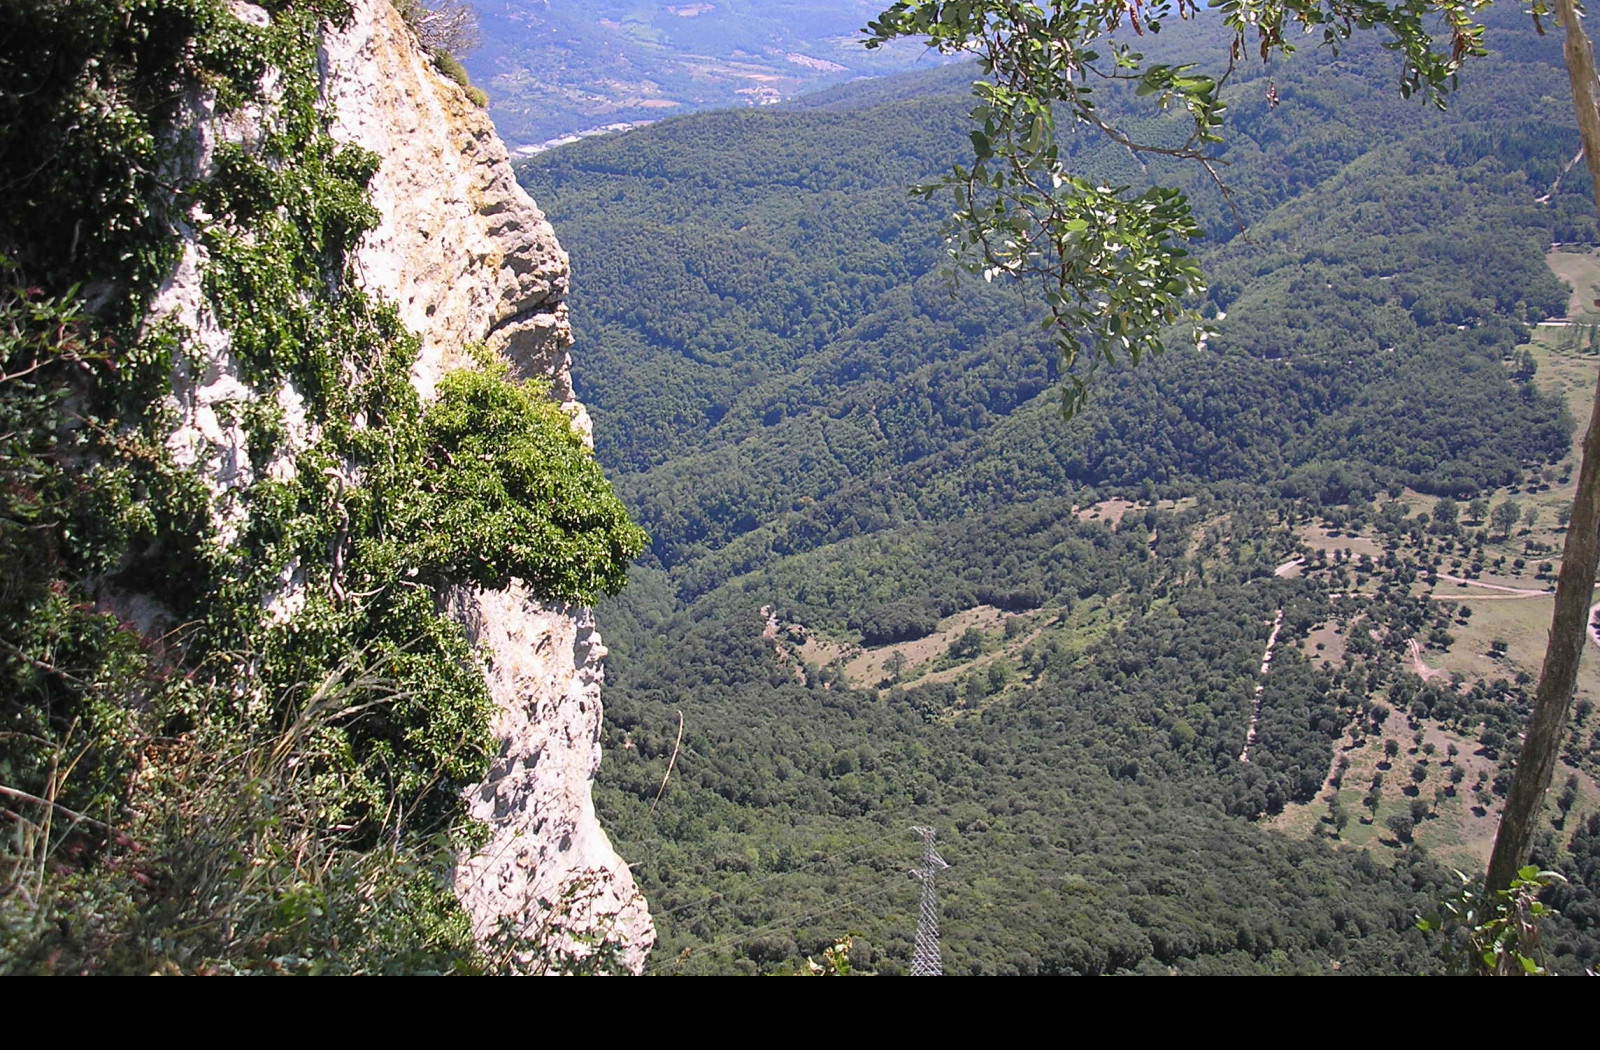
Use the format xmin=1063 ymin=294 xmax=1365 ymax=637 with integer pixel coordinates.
xmin=123 ymin=0 xmax=651 ymax=971
xmin=320 ymin=0 xmax=652 ymax=970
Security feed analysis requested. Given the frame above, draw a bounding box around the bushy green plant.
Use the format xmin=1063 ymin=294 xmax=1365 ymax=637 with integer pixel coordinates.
xmin=389 ymin=365 xmax=647 ymax=601
xmin=0 ymin=267 xmax=154 ymax=840
xmin=432 ymin=49 xmax=471 ymax=88
xmin=1418 ymin=867 xmax=1567 ymax=975
xmin=1 ymin=653 xmax=478 ymax=974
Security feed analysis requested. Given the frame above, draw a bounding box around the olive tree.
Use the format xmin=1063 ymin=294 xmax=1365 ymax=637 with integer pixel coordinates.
xmin=1492 ymin=500 xmax=1522 ymax=537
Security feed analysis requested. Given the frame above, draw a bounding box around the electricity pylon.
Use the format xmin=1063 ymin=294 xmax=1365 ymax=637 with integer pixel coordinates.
xmin=909 ymin=825 xmax=948 ymax=976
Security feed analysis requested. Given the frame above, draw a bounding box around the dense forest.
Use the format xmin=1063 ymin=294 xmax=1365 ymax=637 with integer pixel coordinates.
xmin=517 ymin=9 xmax=1600 ymax=974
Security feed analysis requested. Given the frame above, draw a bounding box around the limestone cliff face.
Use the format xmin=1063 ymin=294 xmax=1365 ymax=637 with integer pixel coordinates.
xmin=320 ymin=1 xmax=588 ymax=437
xmin=321 ymin=0 xmax=651 ymax=971
xmin=145 ymin=0 xmax=652 ymax=971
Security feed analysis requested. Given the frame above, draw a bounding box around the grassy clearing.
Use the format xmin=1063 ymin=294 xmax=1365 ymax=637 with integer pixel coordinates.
xmin=832 ymin=604 xmax=1010 ymax=686
xmin=1427 ymin=594 xmax=1564 ymax=682
xmin=1269 ymin=709 xmax=1503 ymax=870
xmin=1301 ymin=621 xmax=1348 ymax=667
xmin=1546 ymin=248 xmax=1600 ymax=321
xmin=1076 ymin=497 xmax=1140 ymax=528
xmin=1075 ymin=495 xmax=1195 ymax=529
xmin=1299 ymin=523 xmax=1384 ymax=562
xmin=793 ymin=596 xmax=1123 ymax=695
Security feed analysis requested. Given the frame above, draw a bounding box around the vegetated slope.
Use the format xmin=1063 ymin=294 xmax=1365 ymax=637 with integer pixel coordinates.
xmin=0 ymin=0 xmax=648 ymax=973
xmin=518 ymin=14 xmax=1597 ymax=974
xmin=525 ymin=35 xmax=1576 ymax=580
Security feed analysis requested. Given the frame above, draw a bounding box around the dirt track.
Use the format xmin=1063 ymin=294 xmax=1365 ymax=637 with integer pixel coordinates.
xmin=1239 ymin=609 xmax=1284 ymax=763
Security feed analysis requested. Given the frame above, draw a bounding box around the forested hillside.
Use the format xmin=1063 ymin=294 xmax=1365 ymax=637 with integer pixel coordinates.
xmin=519 ymin=10 xmax=1600 ymax=974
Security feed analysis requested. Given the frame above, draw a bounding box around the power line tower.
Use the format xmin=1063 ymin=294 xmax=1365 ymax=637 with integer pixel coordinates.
xmin=909 ymin=825 xmax=948 ymax=976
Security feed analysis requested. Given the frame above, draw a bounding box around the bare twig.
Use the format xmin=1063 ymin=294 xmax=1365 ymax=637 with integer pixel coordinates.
xmin=0 ymin=783 xmax=118 ymax=834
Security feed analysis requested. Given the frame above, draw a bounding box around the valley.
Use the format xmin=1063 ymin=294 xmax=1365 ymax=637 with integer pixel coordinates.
xmin=11 ymin=0 xmax=1600 ymax=977
xmin=464 ymin=0 xmax=960 ymax=148
xmin=518 ymin=9 xmax=1600 ymax=974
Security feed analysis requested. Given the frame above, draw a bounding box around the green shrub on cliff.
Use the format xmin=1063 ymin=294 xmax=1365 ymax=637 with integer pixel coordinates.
xmin=0 ymin=0 xmax=642 ymax=973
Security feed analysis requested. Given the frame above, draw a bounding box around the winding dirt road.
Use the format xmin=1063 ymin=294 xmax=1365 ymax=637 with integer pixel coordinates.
xmin=1432 ymin=573 xmax=1550 ymax=597
xmin=1239 ymin=609 xmax=1284 ymax=763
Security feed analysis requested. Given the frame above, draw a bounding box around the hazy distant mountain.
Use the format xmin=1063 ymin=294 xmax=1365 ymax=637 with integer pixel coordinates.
xmin=464 ymin=0 xmax=959 ymax=149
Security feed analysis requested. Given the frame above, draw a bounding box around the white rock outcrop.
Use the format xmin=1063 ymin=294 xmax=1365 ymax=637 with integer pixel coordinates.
xmin=143 ymin=0 xmax=651 ymax=972
xmin=321 ymin=0 xmax=590 ymax=439
xmin=445 ymin=589 xmax=650 ymax=972
xmin=319 ymin=0 xmax=650 ymax=971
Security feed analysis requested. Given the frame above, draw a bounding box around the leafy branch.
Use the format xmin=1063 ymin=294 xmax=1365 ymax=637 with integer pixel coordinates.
xmin=1418 ymin=866 xmax=1567 ymax=975
xmin=865 ymin=0 xmax=1498 ymax=415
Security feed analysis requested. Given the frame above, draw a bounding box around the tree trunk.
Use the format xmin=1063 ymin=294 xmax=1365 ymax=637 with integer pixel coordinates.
xmin=1484 ymin=0 xmax=1600 ymax=895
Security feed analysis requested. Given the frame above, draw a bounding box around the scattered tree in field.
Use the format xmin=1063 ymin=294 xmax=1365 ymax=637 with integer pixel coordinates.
xmin=1434 ymin=497 xmax=1460 ymax=535
xmin=1557 ymin=774 xmax=1581 ymax=825
xmin=987 ymin=661 xmax=1010 ymax=692
xmin=1491 ymin=500 xmax=1521 ymax=538
xmin=1330 ymin=799 xmax=1350 ymax=838
xmin=949 ymin=626 xmax=984 ymax=660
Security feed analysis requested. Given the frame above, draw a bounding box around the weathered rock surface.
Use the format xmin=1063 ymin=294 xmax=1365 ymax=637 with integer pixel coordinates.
xmin=321 ymin=0 xmax=588 ymax=438
xmin=141 ymin=0 xmax=650 ymax=971
xmin=320 ymin=0 xmax=649 ymax=970
xmin=445 ymin=588 xmax=650 ymax=973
